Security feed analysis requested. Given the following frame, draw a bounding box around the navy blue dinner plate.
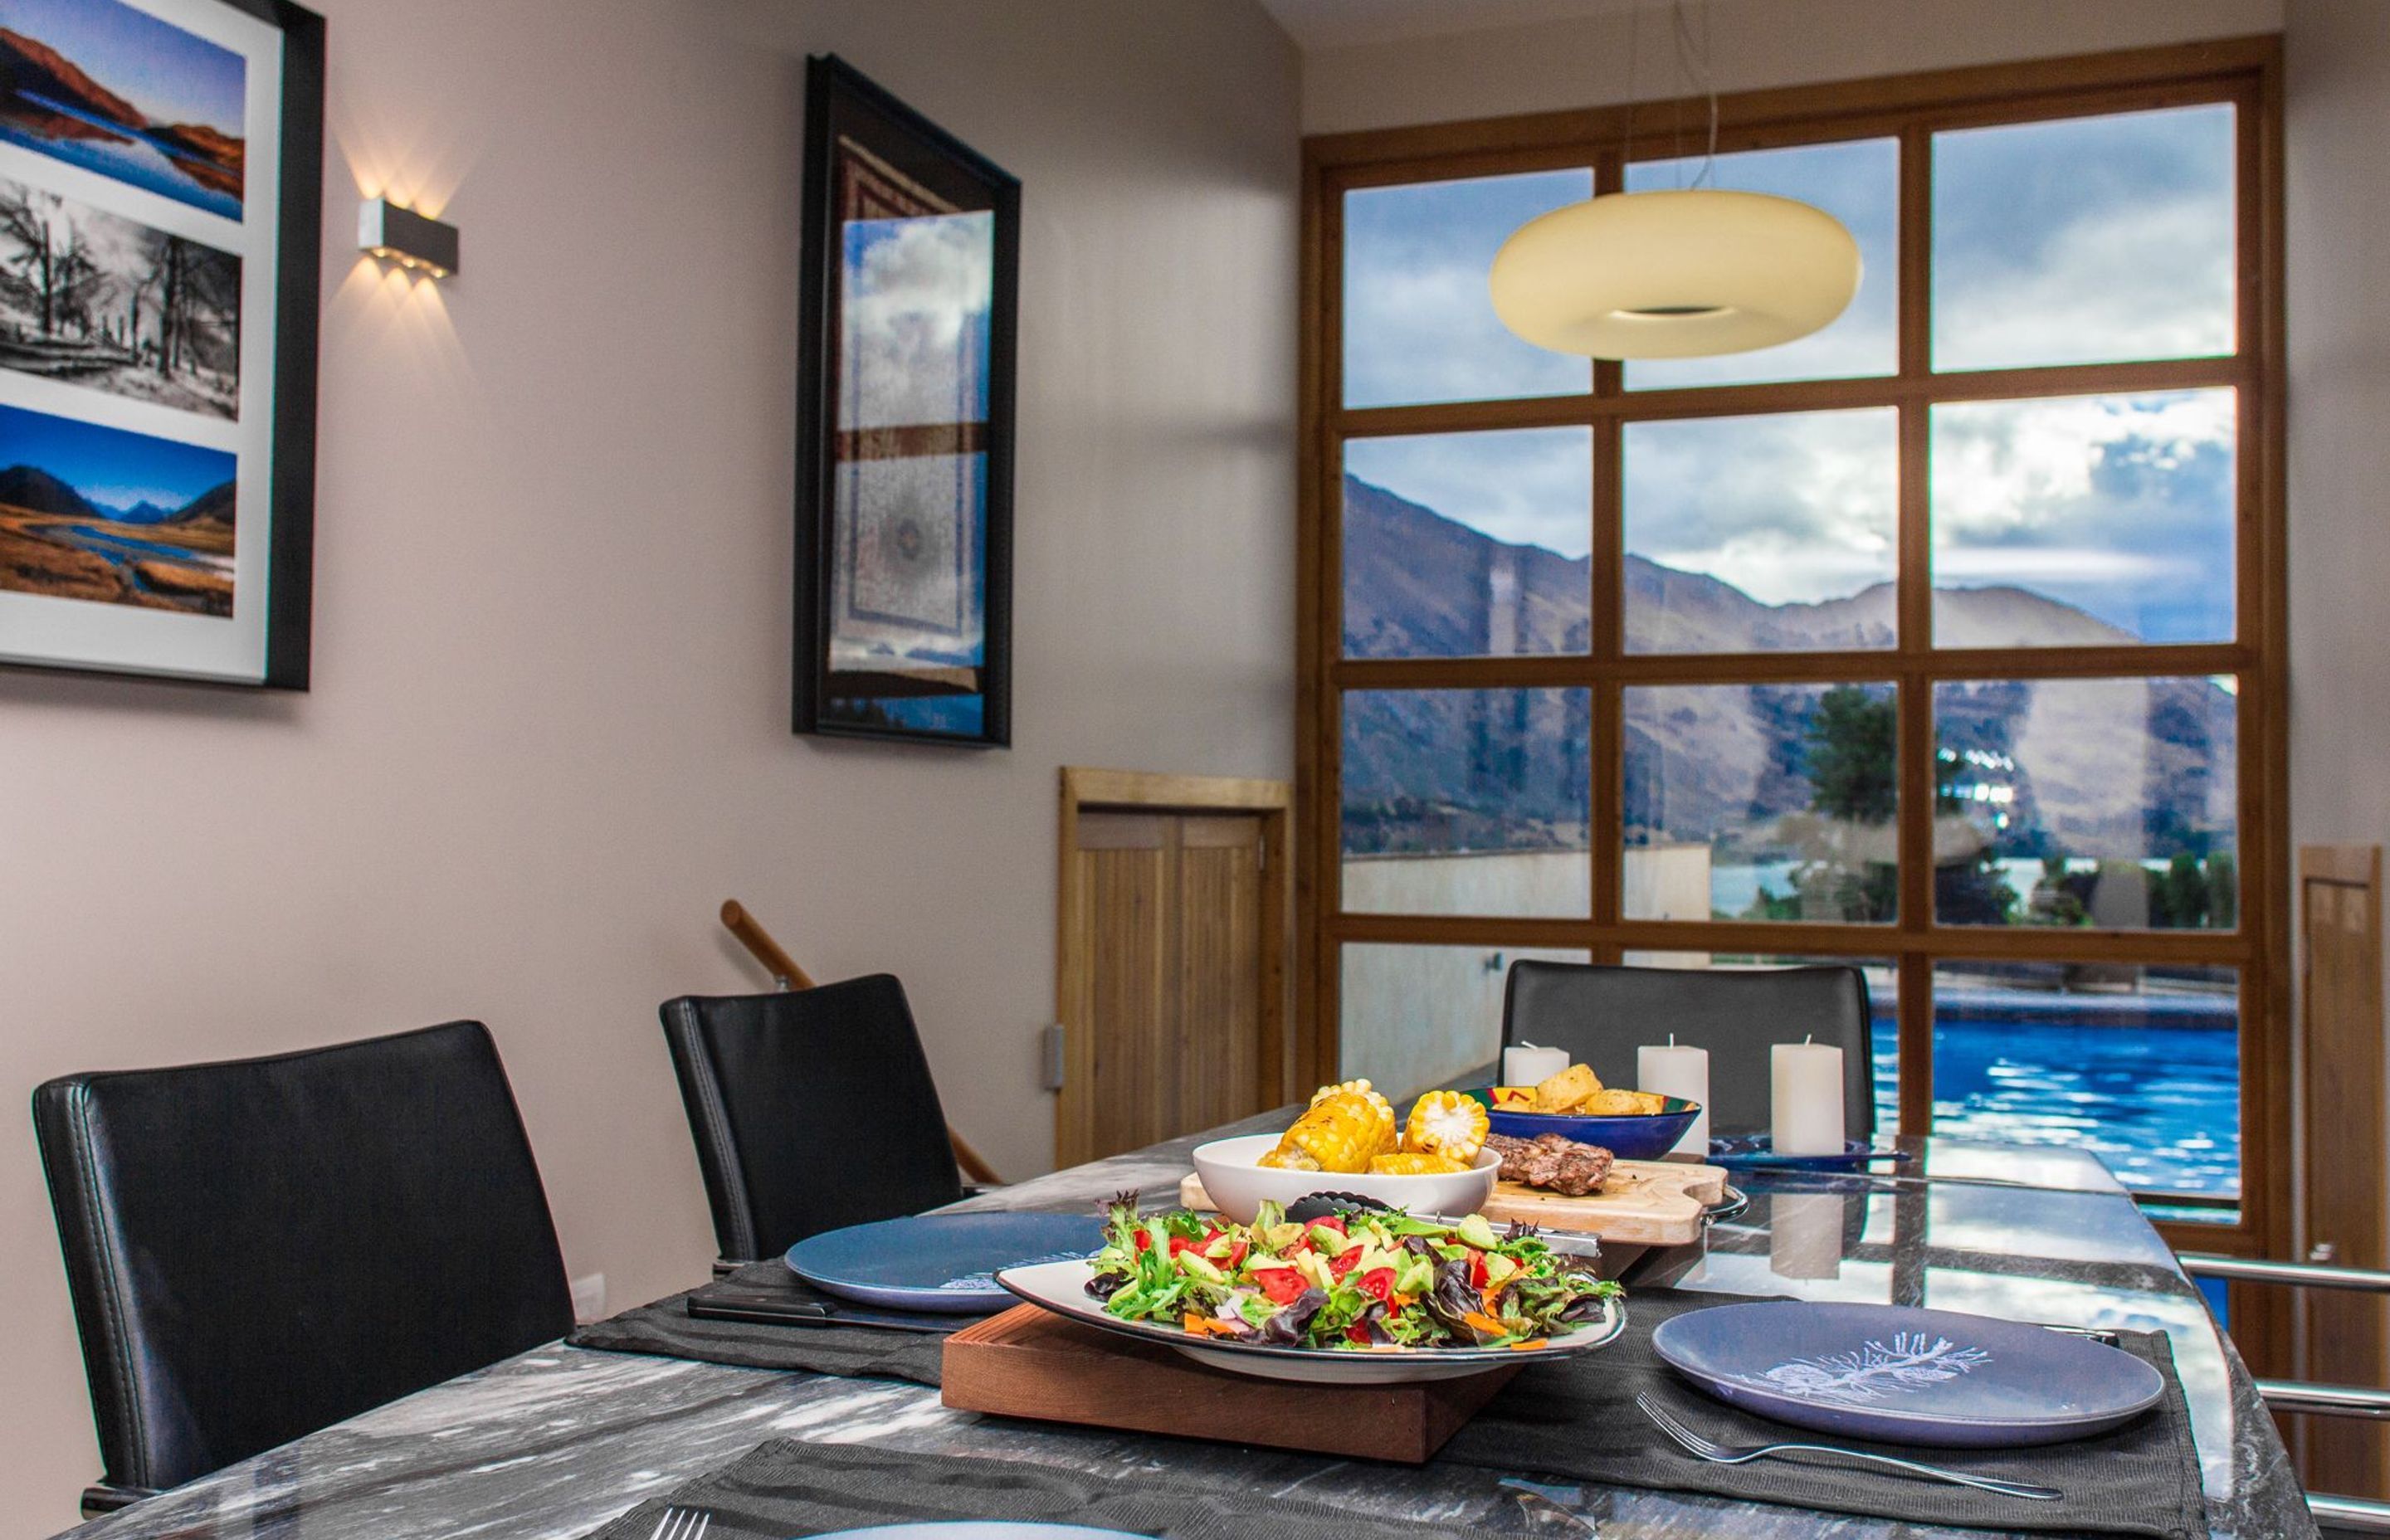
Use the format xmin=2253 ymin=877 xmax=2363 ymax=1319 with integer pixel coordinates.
xmin=784 ymin=1212 xmax=1106 ymax=1314
xmin=1652 ymin=1300 xmax=2165 ymax=1447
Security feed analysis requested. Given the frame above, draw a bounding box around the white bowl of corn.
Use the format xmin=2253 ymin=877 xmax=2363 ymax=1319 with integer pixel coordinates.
xmin=1191 ymin=1081 xmax=1500 ymax=1223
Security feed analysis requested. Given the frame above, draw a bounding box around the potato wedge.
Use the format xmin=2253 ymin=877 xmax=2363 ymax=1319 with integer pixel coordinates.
xmin=1534 ymin=1063 xmax=1602 ymax=1114
xmin=1578 ymin=1088 xmax=1668 ymax=1117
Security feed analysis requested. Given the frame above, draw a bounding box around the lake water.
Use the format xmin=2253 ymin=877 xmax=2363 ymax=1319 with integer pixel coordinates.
xmin=1714 ymin=857 xmax=2104 ymax=919
xmin=1 ymin=92 xmax=241 ymax=220
xmin=1868 ymin=1004 xmax=2239 ymax=1198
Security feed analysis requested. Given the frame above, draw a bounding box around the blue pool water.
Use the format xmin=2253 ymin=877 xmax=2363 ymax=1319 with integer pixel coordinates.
xmin=1869 ymin=1000 xmax=2239 ymax=1198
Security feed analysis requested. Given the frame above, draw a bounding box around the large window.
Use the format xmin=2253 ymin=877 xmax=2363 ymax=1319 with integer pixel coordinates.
xmin=1301 ymin=44 xmax=2282 ymax=1245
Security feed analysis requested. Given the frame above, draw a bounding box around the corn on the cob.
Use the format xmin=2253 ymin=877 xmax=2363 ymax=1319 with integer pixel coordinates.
xmin=1402 ymin=1090 xmax=1490 ymax=1160
xmin=1260 ymin=1080 xmax=1397 ymax=1172
xmin=1368 ymin=1151 xmax=1469 ymax=1176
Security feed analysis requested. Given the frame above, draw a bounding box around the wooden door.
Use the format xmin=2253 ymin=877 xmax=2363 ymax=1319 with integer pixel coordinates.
xmin=2297 ymin=845 xmax=2387 ymax=1497
xmin=1056 ymin=770 xmax=1294 ymax=1166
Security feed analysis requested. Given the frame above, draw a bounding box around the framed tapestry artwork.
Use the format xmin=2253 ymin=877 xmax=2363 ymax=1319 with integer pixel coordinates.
xmin=793 ymin=53 xmax=1017 ymax=746
xmin=0 ymin=0 xmax=320 ymax=687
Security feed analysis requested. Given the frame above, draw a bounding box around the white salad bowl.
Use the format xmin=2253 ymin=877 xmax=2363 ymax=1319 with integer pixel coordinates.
xmin=1190 ymin=1133 xmax=1499 ymax=1224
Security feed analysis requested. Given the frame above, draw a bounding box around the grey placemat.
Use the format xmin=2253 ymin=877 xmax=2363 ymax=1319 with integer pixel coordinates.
xmin=565 ymin=1260 xmax=947 ymax=1386
xmin=573 ymin=1270 xmax=2205 ymax=1538
xmin=1446 ymin=1287 xmax=2208 ymax=1540
xmin=588 ymin=1440 xmax=1510 ymax=1539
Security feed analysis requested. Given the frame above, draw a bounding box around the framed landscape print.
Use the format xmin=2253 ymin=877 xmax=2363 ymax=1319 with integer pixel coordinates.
xmin=793 ymin=54 xmax=1017 ymax=747
xmin=0 ymin=0 xmax=320 ymax=687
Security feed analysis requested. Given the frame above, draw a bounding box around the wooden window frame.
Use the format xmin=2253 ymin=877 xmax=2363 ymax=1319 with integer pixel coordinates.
xmin=1295 ymin=36 xmax=2290 ymax=1309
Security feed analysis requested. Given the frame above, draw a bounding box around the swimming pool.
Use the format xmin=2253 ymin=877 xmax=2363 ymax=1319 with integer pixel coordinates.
xmin=1869 ymin=1001 xmax=2240 ymax=1198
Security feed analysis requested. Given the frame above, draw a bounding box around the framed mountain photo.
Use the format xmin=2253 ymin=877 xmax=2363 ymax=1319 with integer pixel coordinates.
xmin=793 ymin=54 xmax=1017 ymax=746
xmin=0 ymin=0 xmax=322 ymax=687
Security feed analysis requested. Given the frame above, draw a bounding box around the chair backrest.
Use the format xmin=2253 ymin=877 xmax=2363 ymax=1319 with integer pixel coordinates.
xmin=32 ymin=1021 xmax=574 ymax=1494
xmin=1502 ymin=961 xmax=1876 ymax=1138
xmin=661 ymin=974 xmax=964 ymax=1264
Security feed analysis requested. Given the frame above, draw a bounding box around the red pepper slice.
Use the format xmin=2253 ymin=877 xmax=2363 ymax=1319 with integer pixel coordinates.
xmin=1345 ymin=1323 xmax=1373 ymax=1346
xmin=1225 ymin=1239 xmax=1251 ymax=1270
xmin=1254 ymin=1266 xmax=1306 ymax=1304
xmin=1468 ymin=1251 xmax=1489 ymax=1290
xmin=1167 ymin=1235 xmax=1193 ymax=1258
xmin=1326 ymin=1245 xmax=1367 ymax=1280
xmin=1132 ymin=1229 xmax=1152 ymax=1254
xmin=1357 ymin=1266 xmax=1397 ymax=1304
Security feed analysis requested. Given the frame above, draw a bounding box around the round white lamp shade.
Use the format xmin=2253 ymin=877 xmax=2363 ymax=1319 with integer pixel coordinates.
xmin=1489 ymin=188 xmax=1861 ymax=359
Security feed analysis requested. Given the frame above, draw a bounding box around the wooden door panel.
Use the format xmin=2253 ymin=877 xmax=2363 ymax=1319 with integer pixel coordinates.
xmin=1078 ymin=823 xmax=1171 ymax=1160
xmin=2298 ymin=846 xmax=2386 ymax=1498
xmin=1178 ymin=817 xmax=1265 ymax=1133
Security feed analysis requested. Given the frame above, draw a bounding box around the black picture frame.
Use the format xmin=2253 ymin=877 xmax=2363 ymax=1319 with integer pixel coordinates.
xmin=0 ymin=0 xmax=322 ymax=689
xmin=793 ymin=55 xmax=1018 ymax=747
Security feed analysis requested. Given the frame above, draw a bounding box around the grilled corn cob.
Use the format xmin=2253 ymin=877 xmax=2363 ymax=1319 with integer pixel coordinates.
xmin=1260 ymin=1080 xmax=1397 ymax=1172
xmin=1368 ymin=1151 xmax=1469 ymax=1176
xmin=1402 ymin=1090 xmax=1490 ymax=1160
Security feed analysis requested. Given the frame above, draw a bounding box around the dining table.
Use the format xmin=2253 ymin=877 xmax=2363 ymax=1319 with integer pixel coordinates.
xmin=51 ymin=1104 xmax=2319 ymax=1540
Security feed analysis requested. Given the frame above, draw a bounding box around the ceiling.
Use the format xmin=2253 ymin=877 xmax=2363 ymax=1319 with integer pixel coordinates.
xmin=1257 ymin=0 xmax=1646 ymax=52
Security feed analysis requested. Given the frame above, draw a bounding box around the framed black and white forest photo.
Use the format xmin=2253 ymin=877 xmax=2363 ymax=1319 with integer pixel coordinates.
xmin=0 ymin=0 xmax=320 ymax=686
xmin=793 ymin=54 xmax=1017 ymax=747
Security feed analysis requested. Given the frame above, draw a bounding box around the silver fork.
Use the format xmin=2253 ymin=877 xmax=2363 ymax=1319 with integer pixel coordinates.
xmin=1635 ymin=1392 xmax=2062 ymax=1501
xmin=649 ymin=1508 xmax=710 ymax=1540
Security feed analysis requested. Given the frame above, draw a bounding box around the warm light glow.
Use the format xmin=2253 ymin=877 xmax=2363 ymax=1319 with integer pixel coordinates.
xmin=1489 ymin=188 xmax=1860 ymax=359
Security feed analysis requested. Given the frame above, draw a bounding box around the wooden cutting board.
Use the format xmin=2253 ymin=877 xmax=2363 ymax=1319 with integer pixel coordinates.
xmin=942 ymin=1304 xmax=1519 ymax=1463
xmin=1178 ymin=1157 xmax=1729 ymax=1247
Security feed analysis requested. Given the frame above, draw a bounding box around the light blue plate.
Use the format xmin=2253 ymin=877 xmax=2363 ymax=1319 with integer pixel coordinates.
xmin=1652 ymin=1301 xmax=2165 ymax=1447
xmin=808 ymin=1528 xmax=1144 ymax=1538
xmin=784 ymin=1212 xmax=1106 ymax=1314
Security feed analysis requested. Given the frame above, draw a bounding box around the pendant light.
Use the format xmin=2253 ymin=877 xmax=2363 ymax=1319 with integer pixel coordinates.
xmin=1488 ymin=1 xmax=1860 ymax=361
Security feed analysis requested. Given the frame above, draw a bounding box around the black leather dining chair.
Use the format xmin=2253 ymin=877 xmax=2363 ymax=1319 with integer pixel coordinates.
xmin=1502 ymin=960 xmax=1878 ymax=1138
xmin=32 ymin=1021 xmax=575 ymax=1517
xmin=661 ymin=974 xmax=964 ymax=1266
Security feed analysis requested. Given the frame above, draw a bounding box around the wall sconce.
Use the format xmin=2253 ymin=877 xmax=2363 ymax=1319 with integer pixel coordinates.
xmin=358 ymin=198 xmax=458 ymax=278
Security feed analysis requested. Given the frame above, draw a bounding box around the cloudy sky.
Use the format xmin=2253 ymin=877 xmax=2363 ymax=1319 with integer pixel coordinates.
xmin=1340 ymin=103 xmax=2237 ymax=642
xmin=840 ymin=211 xmax=993 ymax=431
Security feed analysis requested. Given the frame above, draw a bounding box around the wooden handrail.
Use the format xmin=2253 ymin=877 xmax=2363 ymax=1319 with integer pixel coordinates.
xmin=717 ymin=899 xmax=1002 ymax=1187
xmin=719 ymin=900 xmax=815 ymax=990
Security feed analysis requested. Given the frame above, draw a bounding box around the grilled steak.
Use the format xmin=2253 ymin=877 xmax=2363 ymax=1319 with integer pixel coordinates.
xmin=1486 ymin=1131 xmax=1615 ymax=1196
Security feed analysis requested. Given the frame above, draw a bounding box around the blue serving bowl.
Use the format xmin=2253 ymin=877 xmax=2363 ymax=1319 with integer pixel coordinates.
xmin=1461 ymin=1088 xmax=1703 ymax=1161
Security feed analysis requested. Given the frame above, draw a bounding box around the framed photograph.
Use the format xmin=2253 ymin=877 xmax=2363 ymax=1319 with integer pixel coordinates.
xmin=0 ymin=0 xmax=320 ymax=687
xmin=793 ymin=54 xmax=1017 ymax=747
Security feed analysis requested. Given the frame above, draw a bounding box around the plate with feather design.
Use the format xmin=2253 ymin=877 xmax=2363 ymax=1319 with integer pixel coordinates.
xmin=1651 ymin=1302 xmax=2166 ymax=1446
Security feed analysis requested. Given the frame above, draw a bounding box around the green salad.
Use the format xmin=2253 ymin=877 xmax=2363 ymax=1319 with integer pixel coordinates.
xmin=1085 ymin=1194 xmax=1621 ymax=1352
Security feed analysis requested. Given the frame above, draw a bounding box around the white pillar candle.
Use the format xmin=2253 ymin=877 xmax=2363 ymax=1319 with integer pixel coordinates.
xmin=1636 ymin=1036 xmax=1710 ymax=1156
xmin=1770 ymin=1192 xmax=1845 ymax=1280
xmin=1771 ymin=1038 xmax=1846 ymax=1155
xmin=1502 ymin=1042 xmax=1569 ymax=1089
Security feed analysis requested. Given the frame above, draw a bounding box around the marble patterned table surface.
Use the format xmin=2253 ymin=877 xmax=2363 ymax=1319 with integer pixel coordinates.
xmin=54 ymin=1118 xmax=2317 ymax=1540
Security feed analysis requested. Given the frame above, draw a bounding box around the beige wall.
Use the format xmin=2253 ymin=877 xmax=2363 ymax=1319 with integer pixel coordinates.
xmin=1301 ymin=0 xmax=2286 ymax=134
xmin=0 ymin=0 xmax=1296 ymax=1528
xmin=2283 ymin=0 xmax=2390 ymax=1251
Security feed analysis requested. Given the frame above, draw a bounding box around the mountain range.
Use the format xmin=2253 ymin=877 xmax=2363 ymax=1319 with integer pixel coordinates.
xmin=0 ymin=465 xmax=233 ymax=529
xmin=1340 ymin=474 xmax=2237 ymax=861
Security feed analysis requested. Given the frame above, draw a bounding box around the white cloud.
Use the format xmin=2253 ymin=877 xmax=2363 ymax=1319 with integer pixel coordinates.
xmin=840 ymin=212 xmax=993 ymax=431
xmin=1626 ymin=408 xmax=1896 ymax=605
xmin=1346 ymin=426 xmax=1592 ymax=557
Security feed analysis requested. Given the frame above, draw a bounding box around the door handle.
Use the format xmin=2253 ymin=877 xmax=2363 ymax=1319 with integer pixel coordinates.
xmin=2311 ymin=1242 xmax=2339 ymax=1265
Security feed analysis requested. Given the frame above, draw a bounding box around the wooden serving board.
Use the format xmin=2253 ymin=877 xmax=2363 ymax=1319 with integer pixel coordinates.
xmin=1178 ymin=1157 xmax=1729 ymax=1247
xmin=942 ymin=1304 xmax=1519 ymax=1463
